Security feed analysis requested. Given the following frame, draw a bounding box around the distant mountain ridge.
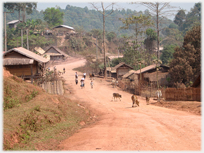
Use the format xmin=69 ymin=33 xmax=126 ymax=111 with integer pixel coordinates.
xmin=4 ymin=4 xmax=173 ymax=36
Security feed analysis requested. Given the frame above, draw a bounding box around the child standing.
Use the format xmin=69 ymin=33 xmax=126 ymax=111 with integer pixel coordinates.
xmin=90 ymin=80 xmax=94 ymax=89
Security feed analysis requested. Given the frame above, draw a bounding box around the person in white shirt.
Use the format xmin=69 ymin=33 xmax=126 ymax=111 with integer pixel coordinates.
xmin=156 ymin=89 xmax=162 ymax=102
xmin=90 ymin=80 xmax=94 ymax=89
xmin=83 ymin=72 xmax=86 ymax=79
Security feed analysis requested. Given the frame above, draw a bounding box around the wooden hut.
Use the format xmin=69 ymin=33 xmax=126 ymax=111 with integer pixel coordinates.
xmin=44 ymin=46 xmax=68 ymax=61
xmin=111 ymin=62 xmax=133 ymax=79
xmin=53 ymin=25 xmax=75 ymax=36
xmin=134 ymin=64 xmax=170 ymax=86
xmin=7 ymin=20 xmax=22 ymax=29
xmin=3 ymin=47 xmax=49 ymax=83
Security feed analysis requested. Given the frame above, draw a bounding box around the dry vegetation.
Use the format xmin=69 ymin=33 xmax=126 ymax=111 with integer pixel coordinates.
xmin=151 ymin=100 xmax=201 ymax=115
xmin=3 ymin=69 xmax=96 ymax=150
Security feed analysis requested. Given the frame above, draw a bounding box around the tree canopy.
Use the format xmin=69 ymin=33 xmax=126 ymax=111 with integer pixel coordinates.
xmin=43 ymin=7 xmax=64 ymax=28
xmin=169 ymin=25 xmax=201 ymax=86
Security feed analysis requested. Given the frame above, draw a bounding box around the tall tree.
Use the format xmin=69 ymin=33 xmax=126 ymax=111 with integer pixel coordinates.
xmin=174 ymin=9 xmax=186 ymax=28
xmin=120 ymin=14 xmax=153 ymax=45
xmin=43 ymin=7 xmax=64 ymax=28
xmin=131 ymin=2 xmax=178 ymax=59
xmin=144 ymin=28 xmax=157 ymax=65
xmin=169 ymin=25 xmax=201 ymax=86
xmin=160 ymin=44 xmax=177 ymax=65
xmin=90 ymin=2 xmax=115 ymax=78
xmin=180 ymin=3 xmax=201 ymax=34
xmin=4 ymin=3 xmax=37 ymax=22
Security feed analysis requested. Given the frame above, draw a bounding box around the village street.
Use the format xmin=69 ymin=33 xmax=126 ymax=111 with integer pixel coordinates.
xmin=55 ymin=58 xmax=201 ymax=151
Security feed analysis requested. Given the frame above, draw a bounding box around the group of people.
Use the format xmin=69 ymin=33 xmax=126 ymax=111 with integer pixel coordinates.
xmin=75 ymin=72 xmax=94 ymax=89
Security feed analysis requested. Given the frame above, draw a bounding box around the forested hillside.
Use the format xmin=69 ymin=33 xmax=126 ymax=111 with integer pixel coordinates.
xmin=4 ymin=4 xmax=173 ymax=36
xmin=3 ymin=2 xmax=201 ymax=86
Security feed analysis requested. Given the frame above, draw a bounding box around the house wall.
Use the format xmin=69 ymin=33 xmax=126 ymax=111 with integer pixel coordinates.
xmin=117 ymin=67 xmax=130 ymax=79
xmin=9 ymin=24 xmax=14 ymax=28
xmin=50 ymin=55 xmax=64 ymax=60
xmin=8 ymin=23 xmax=19 ymax=29
xmin=4 ymin=63 xmax=37 ymax=77
xmin=54 ymin=28 xmax=75 ymax=36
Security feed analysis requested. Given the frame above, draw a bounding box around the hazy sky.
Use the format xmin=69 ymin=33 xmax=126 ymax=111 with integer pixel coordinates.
xmin=1 ymin=0 xmax=199 ymax=21
xmin=35 ymin=0 xmax=198 ymax=20
xmin=36 ymin=1 xmax=196 ymax=12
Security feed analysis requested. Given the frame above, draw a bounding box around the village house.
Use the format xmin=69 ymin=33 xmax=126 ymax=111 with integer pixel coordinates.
xmin=3 ymin=47 xmax=50 ymax=83
xmin=122 ymin=64 xmax=170 ymax=87
xmin=7 ymin=20 xmax=22 ymax=29
xmin=52 ymin=25 xmax=75 ymax=36
xmin=43 ymin=46 xmax=69 ymax=61
xmin=107 ymin=62 xmax=133 ymax=79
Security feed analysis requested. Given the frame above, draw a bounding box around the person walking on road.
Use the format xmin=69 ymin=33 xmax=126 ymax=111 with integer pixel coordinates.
xmin=75 ymin=72 xmax=78 ymax=78
xmin=90 ymin=80 xmax=94 ymax=89
xmin=83 ymin=72 xmax=86 ymax=79
xmin=80 ymin=77 xmax=85 ymax=88
xmin=75 ymin=77 xmax=78 ymax=85
xmin=75 ymin=72 xmax=78 ymax=85
xmin=156 ymin=89 xmax=162 ymax=102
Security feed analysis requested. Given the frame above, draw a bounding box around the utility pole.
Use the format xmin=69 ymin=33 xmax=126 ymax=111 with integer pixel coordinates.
xmin=21 ymin=29 xmax=23 ymax=47
xmin=4 ymin=10 xmax=14 ymax=51
xmin=4 ymin=12 xmax=7 ymax=52
xmin=96 ymin=38 xmax=98 ymax=61
xmin=27 ymin=29 xmax=29 ymax=50
xmin=102 ymin=2 xmax=106 ymax=78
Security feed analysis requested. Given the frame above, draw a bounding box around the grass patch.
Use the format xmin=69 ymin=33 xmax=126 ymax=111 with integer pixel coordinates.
xmin=3 ymin=75 xmax=94 ymax=150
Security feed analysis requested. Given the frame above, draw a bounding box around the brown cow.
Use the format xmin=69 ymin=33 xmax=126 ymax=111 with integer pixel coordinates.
xmin=131 ymin=94 xmax=139 ymax=107
xmin=112 ymin=93 xmax=122 ymax=101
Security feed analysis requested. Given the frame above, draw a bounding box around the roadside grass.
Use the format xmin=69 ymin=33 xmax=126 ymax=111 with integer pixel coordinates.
xmin=3 ymin=75 xmax=94 ymax=150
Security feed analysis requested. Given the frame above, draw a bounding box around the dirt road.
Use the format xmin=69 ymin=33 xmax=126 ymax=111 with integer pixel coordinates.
xmin=55 ymin=59 xmax=201 ymax=151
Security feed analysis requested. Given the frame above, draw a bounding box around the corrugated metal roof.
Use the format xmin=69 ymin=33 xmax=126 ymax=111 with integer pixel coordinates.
xmin=107 ymin=55 xmax=123 ymax=60
xmin=113 ymin=62 xmax=133 ymax=70
xmin=34 ymin=47 xmax=45 ymax=55
xmin=7 ymin=20 xmax=21 ymax=24
xmin=4 ymin=58 xmax=34 ymax=65
xmin=4 ymin=47 xmax=49 ymax=63
xmin=53 ymin=25 xmax=75 ymax=30
xmin=122 ymin=70 xmax=137 ymax=78
xmin=135 ymin=64 xmax=157 ymax=74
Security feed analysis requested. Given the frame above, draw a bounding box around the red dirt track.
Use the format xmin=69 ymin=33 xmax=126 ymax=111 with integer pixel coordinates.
xmin=55 ymin=58 xmax=201 ymax=151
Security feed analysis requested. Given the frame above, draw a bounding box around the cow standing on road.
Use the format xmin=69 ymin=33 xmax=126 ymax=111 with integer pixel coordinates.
xmin=131 ymin=94 xmax=139 ymax=107
xmin=112 ymin=93 xmax=122 ymax=101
